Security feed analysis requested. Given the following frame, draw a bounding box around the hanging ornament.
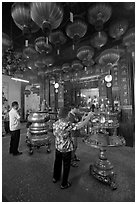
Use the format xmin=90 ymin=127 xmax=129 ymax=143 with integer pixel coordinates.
xmin=31 ymin=2 xmax=63 ymax=37
xmin=88 ymin=3 xmax=112 ymax=31
xmin=52 ymin=66 xmax=61 ymax=75
xmin=23 ymin=43 xmax=37 ymax=59
xmin=62 ymin=63 xmax=71 ymax=73
xmin=124 ymin=2 xmax=135 ymax=11
xmin=112 ymin=45 xmax=125 ymax=57
xmin=123 ymin=28 xmax=135 ymax=60
xmin=123 ymin=28 xmax=135 ymax=47
xmin=71 ymin=60 xmax=83 ymax=71
xmin=49 ymin=31 xmax=66 ymax=55
xmin=24 ymin=89 xmax=31 ymax=96
xmin=11 ymin=2 xmax=39 ymax=37
xmin=31 ymin=87 xmax=40 ymax=94
xmin=90 ymin=31 xmax=107 ymax=49
xmin=97 ymin=49 xmax=120 ymax=69
xmin=14 ymin=70 xmax=24 ymax=79
xmin=2 ymin=33 xmax=12 ymax=54
xmin=35 ymin=54 xmax=54 ymax=68
xmin=35 ymin=36 xmax=52 ymax=54
xmin=66 ymin=20 xmax=87 ymax=50
xmin=38 ymin=70 xmax=46 ymax=77
xmin=82 ymin=58 xmax=95 ymax=67
xmin=77 ymin=46 xmax=94 ymax=61
xmin=109 ymin=20 xmax=128 ymax=40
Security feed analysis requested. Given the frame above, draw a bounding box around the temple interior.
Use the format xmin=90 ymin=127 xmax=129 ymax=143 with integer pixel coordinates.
xmin=2 ymin=2 xmax=135 ymax=202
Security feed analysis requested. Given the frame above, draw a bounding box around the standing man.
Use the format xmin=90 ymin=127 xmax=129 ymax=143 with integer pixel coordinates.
xmin=68 ymin=105 xmax=82 ymax=167
xmin=9 ymin=101 xmax=22 ymax=156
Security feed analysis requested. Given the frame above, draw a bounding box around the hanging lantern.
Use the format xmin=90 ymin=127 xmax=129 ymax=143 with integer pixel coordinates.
xmin=11 ymin=3 xmax=39 ymax=36
xmin=23 ymin=44 xmax=37 ymax=59
xmin=63 ymin=73 xmax=70 ymax=81
xmin=62 ymin=63 xmax=71 ymax=73
xmin=26 ymin=59 xmax=37 ymax=70
xmin=29 ymin=75 xmax=38 ymax=84
xmin=2 ymin=33 xmax=12 ymax=54
xmin=35 ymin=36 xmax=52 ymax=54
xmin=49 ymin=31 xmax=66 ymax=55
xmin=88 ymin=3 xmax=112 ymax=31
xmin=66 ymin=20 xmax=87 ymax=50
xmin=35 ymin=54 xmax=54 ymax=68
xmin=123 ymin=28 xmax=135 ymax=48
xmin=14 ymin=70 xmax=24 ymax=79
xmin=31 ymin=2 xmax=63 ymax=36
xmin=109 ymin=20 xmax=128 ymax=40
xmin=24 ymin=70 xmax=37 ymax=83
xmin=97 ymin=49 xmax=120 ymax=68
xmin=71 ymin=60 xmax=83 ymax=71
xmin=124 ymin=2 xmax=135 ymax=11
xmin=112 ymin=45 xmax=125 ymax=57
xmin=52 ymin=66 xmax=61 ymax=74
xmin=90 ymin=31 xmax=107 ymax=49
xmin=77 ymin=46 xmax=94 ymax=61
xmin=82 ymin=58 xmax=95 ymax=67
xmin=38 ymin=70 xmax=45 ymax=77
xmin=31 ymin=86 xmax=40 ymax=94
xmin=72 ymin=71 xmax=81 ymax=81
xmin=24 ymin=89 xmax=31 ymax=96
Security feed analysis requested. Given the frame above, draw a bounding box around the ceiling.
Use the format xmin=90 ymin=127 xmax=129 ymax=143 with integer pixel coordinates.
xmin=2 ymin=2 xmax=135 ymax=81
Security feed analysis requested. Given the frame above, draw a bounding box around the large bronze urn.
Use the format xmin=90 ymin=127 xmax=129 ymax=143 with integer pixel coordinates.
xmin=27 ymin=112 xmax=51 ymax=154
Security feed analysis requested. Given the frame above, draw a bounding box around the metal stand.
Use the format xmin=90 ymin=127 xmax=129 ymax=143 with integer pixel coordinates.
xmin=26 ymin=135 xmax=51 ymax=155
xmin=89 ymin=147 xmax=117 ymax=190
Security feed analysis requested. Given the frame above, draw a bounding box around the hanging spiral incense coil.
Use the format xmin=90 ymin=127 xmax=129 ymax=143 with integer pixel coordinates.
xmin=90 ymin=31 xmax=107 ymax=49
xmin=97 ymin=49 xmax=120 ymax=67
xmin=109 ymin=20 xmax=128 ymax=39
xmin=11 ymin=2 xmax=39 ymax=34
xmin=88 ymin=3 xmax=112 ymax=31
xmin=35 ymin=36 xmax=52 ymax=54
xmin=31 ymin=2 xmax=63 ymax=35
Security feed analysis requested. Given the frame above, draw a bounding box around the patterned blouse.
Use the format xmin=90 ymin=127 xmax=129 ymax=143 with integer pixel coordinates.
xmin=53 ymin=119 xmax=75 ymax=152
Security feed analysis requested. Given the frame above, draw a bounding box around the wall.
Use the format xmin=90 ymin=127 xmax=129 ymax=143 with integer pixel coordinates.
xmin=24 ymin=85 xmax=40 ymax=118
xmin=2 ymin=75 xmax=21 ymax=108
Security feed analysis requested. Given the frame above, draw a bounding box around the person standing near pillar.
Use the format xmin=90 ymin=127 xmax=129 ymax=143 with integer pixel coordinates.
xmin=68 ymin=105 xmax=82 ymax=167
xmin=9 ymin=101 xmax=22 ymax=156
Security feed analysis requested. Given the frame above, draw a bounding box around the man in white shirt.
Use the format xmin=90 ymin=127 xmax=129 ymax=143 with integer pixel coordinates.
xmin=9 ymin=101 xmax=22 ymax=156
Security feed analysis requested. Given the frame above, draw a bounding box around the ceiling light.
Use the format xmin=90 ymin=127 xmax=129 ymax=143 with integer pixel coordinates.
xmin=105 ymin=74 xmax=112 ymax=82
xmin=11 ymin=77 xmax=29 ymax=83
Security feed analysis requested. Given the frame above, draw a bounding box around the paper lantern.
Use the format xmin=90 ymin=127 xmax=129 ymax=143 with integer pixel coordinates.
xmin=88 ymin=3 xmax=112 ymax=31
xmin=11 ymin=2 xmax=39 ymax=35
xmin=109 ymin=20 xmax=128 ymax=39
xmin=35 ymin=36 xmax=52 ymax=54
xmin=31 ymin=2 xmax=63 ymax=35
xmin=90 ymin=31 xmax=107 ymax=49
xmin=66 ymin=20 xmax=87 ymax=49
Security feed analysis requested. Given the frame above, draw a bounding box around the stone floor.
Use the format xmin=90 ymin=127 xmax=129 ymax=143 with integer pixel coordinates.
xmin=2 ymin=123 xmax=135 ymax=202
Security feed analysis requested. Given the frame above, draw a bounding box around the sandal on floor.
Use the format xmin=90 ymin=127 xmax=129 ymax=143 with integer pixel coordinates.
xmin=61 ymin=182 xmax=71 ymax=189
xmin=71 ymin=162 xmax=78 ymax=167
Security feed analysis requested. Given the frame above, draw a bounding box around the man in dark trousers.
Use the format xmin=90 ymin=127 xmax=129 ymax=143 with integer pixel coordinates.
xmin=68 ymin=105 xmax=82 ymax=167
xmin=9 ymin=101 xmax=22 ymax=156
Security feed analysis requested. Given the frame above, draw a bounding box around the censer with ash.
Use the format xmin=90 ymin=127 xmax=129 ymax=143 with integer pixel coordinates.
xmin=26 ymin=99 xmax=51 ymax=155
xmin=83 ymin=98 xmax=126 ymax=190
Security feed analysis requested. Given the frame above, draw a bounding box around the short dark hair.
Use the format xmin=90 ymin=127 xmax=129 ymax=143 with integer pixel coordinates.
xmin=12 ymin=101 xmax=18 ymax=107
xmin=58 ymin=107 xmax=71 ymax=119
